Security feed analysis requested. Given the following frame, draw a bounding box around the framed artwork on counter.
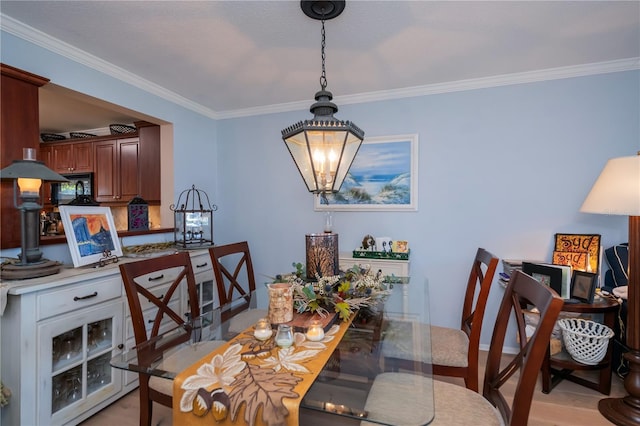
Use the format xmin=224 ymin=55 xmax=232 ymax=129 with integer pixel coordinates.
xmin=59 ymin=206 xmax=122 ymax=267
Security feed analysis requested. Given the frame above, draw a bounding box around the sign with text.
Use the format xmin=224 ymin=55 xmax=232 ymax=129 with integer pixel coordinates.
xmin=553 ymin=233 xmax=601 ymax=273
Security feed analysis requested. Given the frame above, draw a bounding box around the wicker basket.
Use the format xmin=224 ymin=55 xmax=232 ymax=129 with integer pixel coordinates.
xmin=69 ymin=132 xmax=96 ymax=139
xmin=557 ymin=318 xmax=614 ymax=365
xmin=40 ymin=133 xmax=66 ymax=142
xmin=109 ymin=124 xmax=136 ymax=135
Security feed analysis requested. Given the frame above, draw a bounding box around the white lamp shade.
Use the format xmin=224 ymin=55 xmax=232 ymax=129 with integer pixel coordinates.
xmin=580 ymin=154 xmax=640 ymax=216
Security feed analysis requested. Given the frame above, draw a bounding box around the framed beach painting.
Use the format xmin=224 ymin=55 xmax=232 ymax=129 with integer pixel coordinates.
xmin=59 ymin=206 xmax=122 ymax=267
xmin=314 ymin=134 xmax=418 ymax=211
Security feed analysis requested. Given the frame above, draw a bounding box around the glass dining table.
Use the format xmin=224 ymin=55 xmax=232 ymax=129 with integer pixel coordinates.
xmin=111 ymin=279 xmax=434 ymax=425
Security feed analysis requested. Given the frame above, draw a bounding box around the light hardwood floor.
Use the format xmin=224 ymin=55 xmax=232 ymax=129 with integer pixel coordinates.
xmin=81 ymin=350 xmax=624 ymax=426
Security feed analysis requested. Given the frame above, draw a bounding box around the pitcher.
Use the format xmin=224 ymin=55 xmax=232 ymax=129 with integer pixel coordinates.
xmin=266 ymin=283 xmax=293 ymax=324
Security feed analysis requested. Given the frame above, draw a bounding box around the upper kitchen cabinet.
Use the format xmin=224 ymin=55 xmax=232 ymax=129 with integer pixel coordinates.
xmin=94 ymin=122 xmax=160 ymax=205
xmin=136 ymin=122 xmax=161 ymax=202
xmin=94 ymin=137 xmax=140 ymax=204
xmin=1 ymin=64 xmax=49 ymax=249
xmin=50 ymin=141 xmax=93 ymax=174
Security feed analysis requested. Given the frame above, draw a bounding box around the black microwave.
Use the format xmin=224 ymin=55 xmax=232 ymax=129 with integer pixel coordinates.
xmin=50 ymin=173 xmax=93 ymax=206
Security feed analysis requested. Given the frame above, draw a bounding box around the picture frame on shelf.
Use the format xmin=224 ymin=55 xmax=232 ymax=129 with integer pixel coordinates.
xmin=522 ymin=262 xmax=564 ymax=297
xmin=570 ymin=270 xmax=598 ymax=304
xmin=59 ymin=206 xmax=122 ymax=268
xmin=314 ymin=134 xmax=418 ymax=211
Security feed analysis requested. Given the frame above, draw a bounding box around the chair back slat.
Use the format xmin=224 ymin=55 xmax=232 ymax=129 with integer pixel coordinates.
xmin=483 ymin=269 xmax=564 ymax=425
xmin=461 ymin=248 xmax=499 ymax=353
xmin=209 ymin=241 xmax=256 ymax=323
xmin=119 ymin=252 xmax=200 ymax=366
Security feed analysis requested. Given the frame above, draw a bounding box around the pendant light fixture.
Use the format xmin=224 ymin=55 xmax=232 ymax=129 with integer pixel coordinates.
xmin=282 ymin=0 xmax=364 ymax=203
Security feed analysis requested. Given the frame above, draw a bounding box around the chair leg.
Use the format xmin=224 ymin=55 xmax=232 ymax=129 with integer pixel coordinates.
xmin=139 ymin=380 xmax=153 ymax=426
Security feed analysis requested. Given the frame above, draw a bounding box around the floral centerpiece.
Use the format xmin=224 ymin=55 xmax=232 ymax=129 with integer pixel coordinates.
xmin=274 ymin=262 xmax=392 ymax=321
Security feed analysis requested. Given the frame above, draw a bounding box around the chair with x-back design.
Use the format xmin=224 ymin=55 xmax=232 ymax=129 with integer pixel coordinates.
xmin=382 ymin=247 xmax=499 ymax=392
xmin=119 ymin=251 xmax=225 ymax=426
xmin=209 ymin=241 xmax=267 ymax=336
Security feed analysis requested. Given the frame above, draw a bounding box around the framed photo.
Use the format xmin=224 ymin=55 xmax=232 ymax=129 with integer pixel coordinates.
xmin=522 ymin=262 xmax=564 ymax=297
xmin=571 ymin=271 xmax=597 ymax=304
xmin=314 ymin=134 xmax=418 ymax=211
xmin=59 ymin=206 xmax=122 ymax=267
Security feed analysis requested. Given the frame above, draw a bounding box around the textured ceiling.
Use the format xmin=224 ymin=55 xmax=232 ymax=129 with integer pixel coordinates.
xmin=1 ymin=1 xmax=639 ymax=132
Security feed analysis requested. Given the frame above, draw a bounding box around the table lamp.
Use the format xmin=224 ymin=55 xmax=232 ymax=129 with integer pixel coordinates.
xmin=0 ymin=148 xmax=69 ymax=279
xmin=580 ymin=152 xmax=640 ymax=425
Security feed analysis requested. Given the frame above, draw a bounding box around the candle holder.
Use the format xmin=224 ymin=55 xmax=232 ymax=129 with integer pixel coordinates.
xmin=306 ymin=233 xmax=339 ymax=280
xmin=275 ymin=324 xmax=294 ymax=348
xmin=305 ymin=320 xmax=325 ymax=341
xmin=253 ymin=318 xmax=273 ymax=341
xmin=266 ymin=283 xmax=293 ymax=324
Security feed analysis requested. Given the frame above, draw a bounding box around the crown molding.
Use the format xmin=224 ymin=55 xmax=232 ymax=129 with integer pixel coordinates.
xmin=1 ymin=14 xmax=220 ymax=120
xmin=221 ymin=57 xmax=640 ymax=119
xmin=3 ymin=13 xmax=639 ymax=121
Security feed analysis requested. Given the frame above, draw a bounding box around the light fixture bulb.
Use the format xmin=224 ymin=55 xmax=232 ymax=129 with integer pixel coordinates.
xmin=17 ymin=177 xmax=42 ymax=195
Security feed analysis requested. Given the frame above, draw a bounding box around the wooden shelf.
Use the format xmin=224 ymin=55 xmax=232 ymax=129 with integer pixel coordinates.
xmin=541 ymin=296 xmax=619 ymax=395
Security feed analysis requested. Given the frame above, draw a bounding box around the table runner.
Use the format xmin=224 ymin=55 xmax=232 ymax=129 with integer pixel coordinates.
xmin=173 ymin=313 xmax=354 ymax=426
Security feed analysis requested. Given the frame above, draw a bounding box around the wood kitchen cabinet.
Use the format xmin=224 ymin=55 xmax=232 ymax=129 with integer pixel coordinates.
xmin=49 ymin=141 xmax=93 ymax=174
xmin=94 ymin=137 xmax=140 ymax=203
xmin=136 ymin=121 xmax=161 ymax=202
xmin=40 ymin=143 xmax=54 ymax=204
xmin=1 ymin=64 xmax=49 ymax=249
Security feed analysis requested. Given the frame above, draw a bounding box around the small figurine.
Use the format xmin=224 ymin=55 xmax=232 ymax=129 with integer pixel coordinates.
xmin=361 ymin=235 xmax=376 ymax=251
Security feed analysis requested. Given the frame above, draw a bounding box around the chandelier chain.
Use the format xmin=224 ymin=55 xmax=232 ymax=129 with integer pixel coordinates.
xmin=320 ymin=17 xmax=327 ymax=91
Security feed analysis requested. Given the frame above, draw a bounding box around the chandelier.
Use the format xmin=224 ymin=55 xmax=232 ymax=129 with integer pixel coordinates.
xmin=281 ymin=0 xmax=364 ymax=203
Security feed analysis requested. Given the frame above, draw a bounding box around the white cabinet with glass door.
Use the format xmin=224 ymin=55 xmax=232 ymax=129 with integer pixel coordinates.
xmin=184 ymin=252 xmax=218 ymax=324
xmin=38 ymin=300 xmax=123 ymax=425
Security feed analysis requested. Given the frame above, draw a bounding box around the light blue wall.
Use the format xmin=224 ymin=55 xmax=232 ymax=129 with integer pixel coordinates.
xmin=217 ymin=71 xmax=638 ymax=346
xmin=2 ymin=29 xmax=638 ymax=348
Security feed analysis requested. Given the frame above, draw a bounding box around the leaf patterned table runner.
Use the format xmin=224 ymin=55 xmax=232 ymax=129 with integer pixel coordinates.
xmin=173 ymin=315 xmax=354 ymax=426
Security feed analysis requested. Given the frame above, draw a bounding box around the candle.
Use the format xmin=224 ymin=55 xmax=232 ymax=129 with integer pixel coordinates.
xmin=254 ymin=318 xmax=273 ymax=341
xmin=305 ymin=320 xmax=325 ymax=341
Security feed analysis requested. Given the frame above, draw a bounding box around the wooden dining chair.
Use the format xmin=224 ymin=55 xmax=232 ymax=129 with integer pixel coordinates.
xmin=382 ymin=247 xmax=499 ymax=391
xmin=209 ymin=241 xmax=267 ymax=335
xmin=120 ymin=252 xmax=225 ymax=426
xmin=364 ymin=270 xmax=564 ymax=425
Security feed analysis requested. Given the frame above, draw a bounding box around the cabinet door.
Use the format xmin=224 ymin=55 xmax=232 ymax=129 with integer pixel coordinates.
xmin=118 ymin=138 xmax=140 ymax=202
xmin=72 ymin=142 xmax=93 ymax=173
xmin=138 ymin=124 xmax=161 ymax=202
xmin=94 ymin=138 xmax=139 ymax=203
xmin=52 ymin=144 xmax=74 ymax=173
xmin=94 ymin=140 xmax=117 ymax=202
xmin=38 ymin=300 xmax=123 ymax=426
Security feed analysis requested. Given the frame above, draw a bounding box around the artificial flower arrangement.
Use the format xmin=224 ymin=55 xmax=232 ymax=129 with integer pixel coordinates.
xmin=274 ymin=262 xmax=392 ymax=321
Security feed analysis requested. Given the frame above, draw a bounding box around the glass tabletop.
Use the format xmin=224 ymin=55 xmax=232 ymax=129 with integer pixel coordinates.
xmin=300 ymin=279 xmax=433 ymax=425
xmin=111 ymin=281 xmax=434 ymax=425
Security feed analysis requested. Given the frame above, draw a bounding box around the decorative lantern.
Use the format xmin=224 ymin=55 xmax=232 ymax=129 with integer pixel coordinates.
xmin=281 ymin=0 xmax=364 ymax=202
xmin=171 ymin=185 xmax=217 ymax=249
xmin=127 ymin=196 xmax=149 ymax=231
